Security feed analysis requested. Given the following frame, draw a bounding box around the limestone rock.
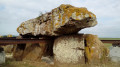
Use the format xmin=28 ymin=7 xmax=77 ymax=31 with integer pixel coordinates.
xmin=0 ymin=47 xmax=5 ymax=64
xmin=85 ymin=34 xmax=109 ymax=63
xmin=53 ymin=34 xmax=85 ymax=64
xmin=17 ymin=4 xmax=97 ymax=36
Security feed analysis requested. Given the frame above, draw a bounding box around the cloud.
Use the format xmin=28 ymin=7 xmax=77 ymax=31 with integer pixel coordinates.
xmin=0 ymin=0 xmax=120 ymax=38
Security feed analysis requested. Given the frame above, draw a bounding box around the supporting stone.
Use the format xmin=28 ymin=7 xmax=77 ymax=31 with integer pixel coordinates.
xmin=13 ymin=37 xmax=54 ymax=61
xmin=53 ymin=34 xmax=85 ymax=66
xmin=0 ymin=47 xmax=5 ymax=64
xmin=84 ymin=34 xmax=109 ymax=63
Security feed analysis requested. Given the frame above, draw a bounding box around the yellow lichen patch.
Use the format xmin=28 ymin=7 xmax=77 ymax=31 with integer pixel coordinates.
xmin=57 ymin=4 xmax=96 ymax=25
xmin=85 ymin=47 xmax=91 ymax=62
xmin=51 ymin=4 xmax=96 ymax=30
xmin=55 ymin=22 xmax=59 ymax=27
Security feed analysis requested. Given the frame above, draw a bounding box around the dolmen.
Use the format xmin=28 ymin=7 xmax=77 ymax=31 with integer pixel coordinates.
xmin=14 ymin=4 xmax=109 ymax=65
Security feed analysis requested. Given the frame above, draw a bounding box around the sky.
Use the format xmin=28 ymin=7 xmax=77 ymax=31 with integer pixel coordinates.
xmin=0 ymin=0 xmax=120 ymax=38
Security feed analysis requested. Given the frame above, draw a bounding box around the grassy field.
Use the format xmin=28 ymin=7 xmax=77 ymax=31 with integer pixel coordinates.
xmin=100 ymin=38 xmax=120 ymax=40
xmin=100 ymin=38 xmax=120 ymax=48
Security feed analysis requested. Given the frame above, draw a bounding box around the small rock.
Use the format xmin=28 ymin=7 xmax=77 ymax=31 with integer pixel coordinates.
xmin=41 ymin=56 xmax=54 ymax=64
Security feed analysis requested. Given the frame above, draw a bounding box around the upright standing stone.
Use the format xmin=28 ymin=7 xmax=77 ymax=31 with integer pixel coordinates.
xmin=85 ymin=34 xmax=109 ymax=63
xmin=53 ymin=34 xmax=85 ymax=65
xmin=0 ymin=47 xmax=5 ymax=64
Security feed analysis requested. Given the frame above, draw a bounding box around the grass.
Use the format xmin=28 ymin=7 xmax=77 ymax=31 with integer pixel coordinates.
xmin=99 ymin=38 xmax=120 ymax=48
xmin=1 ymin=58 xmax=120 ymax=67
xmin=104 ymin=43 xmax=112 ymax=48
xmin=100 ymin=38 xmax=120 ymax=40
xmin=1 ymin=58 xmax=53 ymax=67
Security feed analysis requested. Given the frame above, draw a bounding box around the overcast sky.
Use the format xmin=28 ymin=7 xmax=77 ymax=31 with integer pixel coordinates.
xmin=0 ymin=0 xmax=120 ymax=38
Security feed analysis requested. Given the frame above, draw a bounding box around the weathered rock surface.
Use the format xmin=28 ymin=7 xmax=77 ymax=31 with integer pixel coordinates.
xmin=13 ymin=43 xmax=47 ymax=61
xmin=85 ymin=34 xmax=109 ymax=63
xmin=53 ymin=34 xmax=85 ymax=64
xmin=0 ymin=47 xmax=5 ymax=64
xmin=13 ymin=39 xmax=54 ymax=61
xmin=17 ymin=4 xmax=97 ymax=36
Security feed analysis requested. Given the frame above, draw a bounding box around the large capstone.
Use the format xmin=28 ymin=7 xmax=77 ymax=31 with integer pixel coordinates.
xmin=17 ymin=4 xmax=97 ymax=36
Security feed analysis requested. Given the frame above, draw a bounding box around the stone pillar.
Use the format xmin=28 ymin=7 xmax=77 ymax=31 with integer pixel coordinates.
xmin=53 ymin=34 xmax=85 ymax=66
xmin=0 ymin=47 xmax=5 ymax=64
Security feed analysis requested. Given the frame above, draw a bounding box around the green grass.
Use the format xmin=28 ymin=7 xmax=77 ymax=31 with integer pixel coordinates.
xmin=104 ymin=43 xmax=112 ymax=48
xmin=100 ymin=38 xmax=120 ymax=40
xmin=99 ymin=38 xmax=120 ymax=48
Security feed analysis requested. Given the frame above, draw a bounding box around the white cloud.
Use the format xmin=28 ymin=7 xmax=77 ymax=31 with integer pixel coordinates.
xmin=0 ymin=0 xmax=120 ymax=38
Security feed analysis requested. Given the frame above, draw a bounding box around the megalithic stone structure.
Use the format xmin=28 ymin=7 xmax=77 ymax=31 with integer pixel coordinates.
xmin=17 ymin=4 xmax=97 ymax=36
